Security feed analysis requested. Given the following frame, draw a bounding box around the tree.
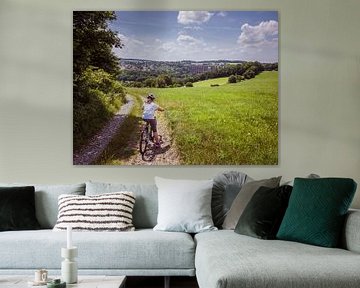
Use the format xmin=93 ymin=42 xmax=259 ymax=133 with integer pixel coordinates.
xmin=185 ymin=82 xmax=193 ymax=87
xmin=73 ymin=11 xmax=125 ymax=151
xmin=156 ymin=77 xmax=166 ymax=88
xmin=73 ymin=11 xmax=122 ymax=78
xmin=144 ymin=78 xmax=156 ymax=87
xmin=160 ymin=74 xmax=173 ymax=87
xmin=243 ymin=68 xmax=256 ymax=79
xmin=228 ymin=75 xmax=237 ymax=83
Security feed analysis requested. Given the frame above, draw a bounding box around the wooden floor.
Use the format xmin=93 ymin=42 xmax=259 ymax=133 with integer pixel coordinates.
xmin=126 ymin=276 xmax=199 ymax=288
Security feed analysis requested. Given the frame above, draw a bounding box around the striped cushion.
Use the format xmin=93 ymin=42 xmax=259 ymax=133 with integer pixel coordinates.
xmin=53 ymin=192 xmax=136 ymax=232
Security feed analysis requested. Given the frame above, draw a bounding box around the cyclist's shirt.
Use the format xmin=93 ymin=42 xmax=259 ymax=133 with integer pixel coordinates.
xmin=143 ymin=102 xmax=159 ymax=120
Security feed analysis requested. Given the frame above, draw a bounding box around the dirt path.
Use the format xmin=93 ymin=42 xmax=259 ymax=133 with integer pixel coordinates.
xmin=123 ymin=99 xmax=181 ymax=165
xmin=73 ymin=94 xmax=180 ymax=165
xmin=73 ymin=95 xmax=135 ymax=165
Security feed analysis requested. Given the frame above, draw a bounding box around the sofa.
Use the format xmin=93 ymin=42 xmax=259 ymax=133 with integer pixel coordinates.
xmin=0 ymin=178 xmax=360 ymax=288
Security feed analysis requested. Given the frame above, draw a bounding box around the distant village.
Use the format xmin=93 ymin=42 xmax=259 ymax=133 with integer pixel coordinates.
xmin=120 ymin=59 xmax=246 ymax=75
xmin=118 ymin=58 xmax=277 ymax=88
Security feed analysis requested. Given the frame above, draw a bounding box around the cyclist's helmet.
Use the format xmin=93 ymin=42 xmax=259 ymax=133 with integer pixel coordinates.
xmin=147 ymin=93 xmax=155 ymax=101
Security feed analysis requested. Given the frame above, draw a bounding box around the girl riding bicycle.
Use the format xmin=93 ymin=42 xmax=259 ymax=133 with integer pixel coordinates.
xmin=142 ymin=93 xmax=164 ymax=148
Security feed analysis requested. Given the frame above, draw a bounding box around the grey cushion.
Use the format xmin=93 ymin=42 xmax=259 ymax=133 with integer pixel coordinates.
xmin=222 ymin=177 xmax=281 ymax=229
xmin=282 ymin=173 xmax=320 ymax=186
xmin=195 ymin=230 xmax=360 ymax=288
xmin=0 ymin=183 xmax=85 ymax=228
xmin=85 ymin=181 xmax=158 ymax=229
xmin=212 ymin=171 xmax=250 ymax=228
xmin=0 ymin=229 xmax=195 ymax=271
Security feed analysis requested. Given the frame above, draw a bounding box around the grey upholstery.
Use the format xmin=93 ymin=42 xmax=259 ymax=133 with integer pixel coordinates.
xmin=342 ymin=209 xmax=360 ymax=253
xmin=0 ymin=229 xmax=195 ymax=276
xmin=195 ymin=230 xmax=360 ymax=288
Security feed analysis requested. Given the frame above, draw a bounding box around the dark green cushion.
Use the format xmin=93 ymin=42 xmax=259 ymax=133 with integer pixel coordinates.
xmin=277 ymin=178 xmax=357 ymax=247
xmin=0 ymin=186 xmax=41 ymax=231
xmin=235 ymin=185 xmax=292 ymax=239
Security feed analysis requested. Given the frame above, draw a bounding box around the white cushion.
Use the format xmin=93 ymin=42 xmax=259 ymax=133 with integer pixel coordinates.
xmin=153 ymin=177 xmax=217 ymax=233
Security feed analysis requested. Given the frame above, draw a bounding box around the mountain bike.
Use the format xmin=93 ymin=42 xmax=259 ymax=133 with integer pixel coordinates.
xmin=139 ymin=121 xmax=163 ymax=155
xmin=139 ymin=122 xmax=153 ymax=155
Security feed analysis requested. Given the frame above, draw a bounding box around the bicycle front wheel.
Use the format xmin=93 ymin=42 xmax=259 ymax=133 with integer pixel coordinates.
xmin=139 ymin=131 xmax=148 ymax=155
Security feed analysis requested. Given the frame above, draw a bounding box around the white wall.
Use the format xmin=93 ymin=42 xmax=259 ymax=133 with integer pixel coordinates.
xmin=0 ymin=0 xmax=359 ymax=208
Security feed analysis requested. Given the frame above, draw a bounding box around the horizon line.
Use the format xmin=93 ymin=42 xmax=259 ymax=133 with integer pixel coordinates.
xmin=120 ymin=58 xmax=278 ymax=64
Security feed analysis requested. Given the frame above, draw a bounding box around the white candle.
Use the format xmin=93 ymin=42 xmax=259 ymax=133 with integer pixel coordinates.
xmin=67 ymin=225 xmax=72 ymax=249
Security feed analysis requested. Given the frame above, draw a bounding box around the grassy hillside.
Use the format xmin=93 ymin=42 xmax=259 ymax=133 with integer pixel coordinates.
xmin=193 ymin=77 xmax=229 ymax=87
xmin=128 ymin=71 xmax=278 ymax=165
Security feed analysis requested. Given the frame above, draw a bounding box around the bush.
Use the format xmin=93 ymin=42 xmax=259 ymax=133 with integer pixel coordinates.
xmin=73 ymin=68 xmax=126 ymax=150
xmin=185 ymin=82 xmax=193 ymax=87
xmin=228 ymin=75 xmax=237 ymax=83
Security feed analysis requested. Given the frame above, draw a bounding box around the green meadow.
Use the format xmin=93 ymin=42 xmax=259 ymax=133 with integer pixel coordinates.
xmin=128 ymin=71 xmax=278 ymax=165
xmin=192 ymin=77 xmax=229 ymax=87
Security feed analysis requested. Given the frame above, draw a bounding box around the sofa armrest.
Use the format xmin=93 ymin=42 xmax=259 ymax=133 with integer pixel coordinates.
xmin=342 ymin=209 xmax=360 ymax=253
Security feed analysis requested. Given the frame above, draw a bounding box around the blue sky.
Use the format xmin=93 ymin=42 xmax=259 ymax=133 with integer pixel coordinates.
xmin=109 ymin=11 xmax=278 ymax=62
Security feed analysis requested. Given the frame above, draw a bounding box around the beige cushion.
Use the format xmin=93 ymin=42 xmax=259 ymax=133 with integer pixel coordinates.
xmin=222 ymin=177 xmax=281 ymax=230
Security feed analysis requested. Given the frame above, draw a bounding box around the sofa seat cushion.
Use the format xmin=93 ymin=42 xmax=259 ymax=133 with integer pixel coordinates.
xmin=195 ymin=230 xmax=360 ymax=288
xmin=0 ymin=229 xmax=195 ymax=270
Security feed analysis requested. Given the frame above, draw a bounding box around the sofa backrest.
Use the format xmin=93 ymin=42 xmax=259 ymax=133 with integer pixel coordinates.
xmin=86 ymin=181 xmax=158 ymax=229
xmin=341 ymin=209 xmax=360 ymax=253
xmin=0 ymin=182 xmax=86 ymax=229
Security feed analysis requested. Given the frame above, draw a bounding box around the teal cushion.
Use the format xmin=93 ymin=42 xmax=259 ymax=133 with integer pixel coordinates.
xmin=0 ymin=186 xmax=41 ymax=231
xmin=277 ymin=178 xmax=357 ymax=247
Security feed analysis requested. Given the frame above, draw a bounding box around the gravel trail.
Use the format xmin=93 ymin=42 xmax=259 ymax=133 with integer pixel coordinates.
xmin=73 ymin=95 xmax=134 ymax=165
xmin=124 ymin=112 xmax=181 ymax=165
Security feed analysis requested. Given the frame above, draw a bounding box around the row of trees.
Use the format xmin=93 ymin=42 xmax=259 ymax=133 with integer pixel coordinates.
xmin=123 ymin=61 xmax=277 ymax=88
xmin=73 ymin=11 xmax=126 ymax=151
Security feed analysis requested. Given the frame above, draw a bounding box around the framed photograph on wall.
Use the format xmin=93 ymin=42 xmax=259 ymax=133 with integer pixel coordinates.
xmin=73 ymin=10 xmax=278 ymax=166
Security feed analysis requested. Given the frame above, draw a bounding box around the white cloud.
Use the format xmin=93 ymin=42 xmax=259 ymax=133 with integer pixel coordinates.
xmin=217 ymin=11 xmax=227 ymax=17
xmin=177 ymin=34 xmax=205 ymax=47
xmin=160 ymin=41 xmax=177 ymax=53
xmin=237 ymin=20 xmax=278 ymax=48
xmin=118 ymin=33 xmax=144 ymax=47
xmin=183 ymin=26 xmax=203 ymax=31
xmin=115 ymin=31 xmax=211 ymax=61
xmin=177 ymin=11 xmax=214 ymax=25
xmin=115 ymin=33 xmax=152 ymax=59
xmin=156 ymin=34 xmax=208 ymax=60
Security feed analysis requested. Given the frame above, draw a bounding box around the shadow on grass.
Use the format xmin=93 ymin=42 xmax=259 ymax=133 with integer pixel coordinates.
xmin=95 ymin=114 xmax=143 ymax=164
xmin=141 ymin=143 xmax=171 ymax=162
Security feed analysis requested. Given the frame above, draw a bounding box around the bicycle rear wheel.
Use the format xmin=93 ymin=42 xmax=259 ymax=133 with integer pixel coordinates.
xmin=139 ymin=131 xmax=148 ymax=155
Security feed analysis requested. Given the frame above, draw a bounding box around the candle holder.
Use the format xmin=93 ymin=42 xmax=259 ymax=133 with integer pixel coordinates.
xmin=61 ymin=247 xmax=78 ymax=284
